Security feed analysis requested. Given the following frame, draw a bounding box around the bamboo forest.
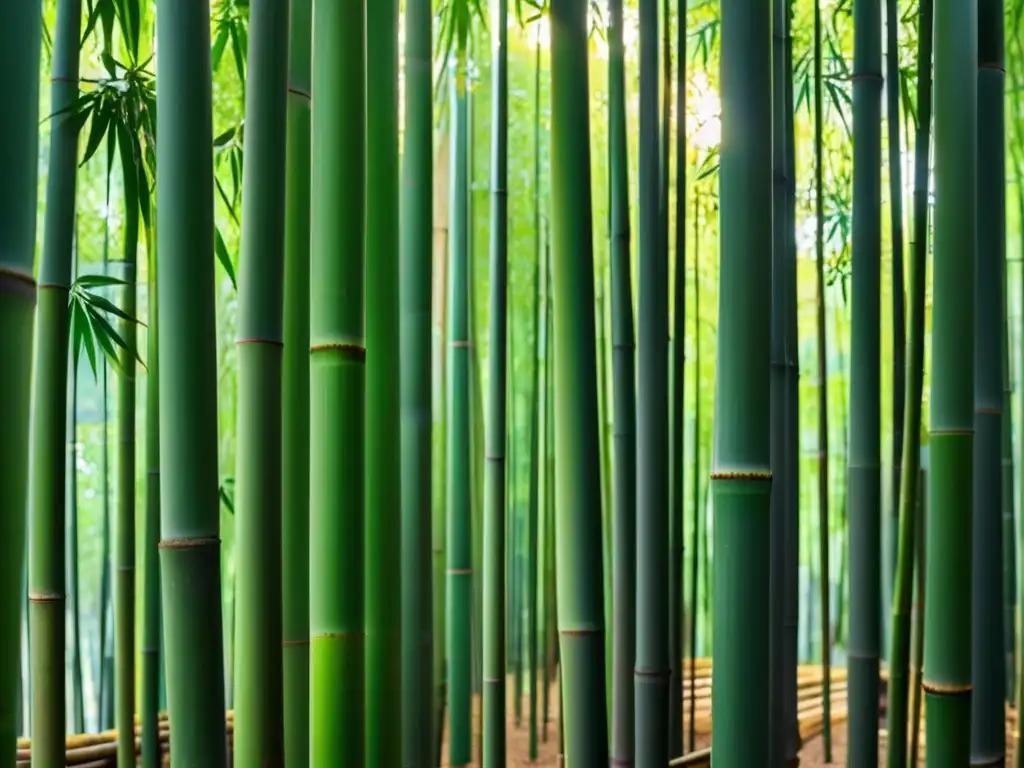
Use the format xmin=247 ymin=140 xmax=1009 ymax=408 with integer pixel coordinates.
xmin=3 ymin=0 xmax=1024 ymax=765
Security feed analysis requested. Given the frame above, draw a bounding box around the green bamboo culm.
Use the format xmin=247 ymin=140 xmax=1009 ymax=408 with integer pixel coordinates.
xmin=155 ymin=0 xmax=228 ymax=761
xmin=114 ymin=139 xmax=141 ymax=768
xmin=886 ymin=0 xmax=907 ymax=616
xmin=768 ymin=0 xmax=797 ymax=759
xmin=28 ymin=0 xmax=81 ymax=758
xmin=528 ymin=242 xmax=544 ymax=763
xmin=711 ymin=0 xmax=773 ymax=759
xmin=549 ymin=0 xmax=610 ymax=763
xmin=811 ymin=0 xmax=831 ymax=756
xmin=366 ymin=2 xmax=402 ymax=763
xmin=780 ymin=0 xmax=801 ymax=756
xmin=66 ymin=273 xmax=85 ymax=736
xmin=400 ymin=0 xmax=434 ymax=762
xmin=883 ymin=0 xmax=933 ymax=760
xmin=847 ymin=0 xmax=883 ymax=753
xmin=923 ymin=0 xmax=977 ymax=758
xmin=608 ymin=0 xmax=637 ymax=760
xmin=482 ymin=0 xmax=509 ymax=761
xmin=970 ymin=0 xmax=1006 ymax=758
xmin=309 ymin=0 xmax=366 ymax=761
xmin=0 ymin=0 xmax=41 ymax=758
xmin=141 ymin=236 xmax=161 ymax=768
xmin=636 ymin=0 xmax=670 ymax=763
xmin=447 ymin=47 xmax=474 ymax=767
xmin=668 ymin=0 xmax=687 ymax=757
xmin=233 ymin=0 xmax=291 ymax=760
xmin=281 ymin=0 xmax=311 ymax=758
xmin=1001 ymin=294 xmax=1015 ymax=706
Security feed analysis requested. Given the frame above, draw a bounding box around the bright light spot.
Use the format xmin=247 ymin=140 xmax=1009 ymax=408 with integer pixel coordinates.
xmin=686 ymin=70 xmax=720 ymax=150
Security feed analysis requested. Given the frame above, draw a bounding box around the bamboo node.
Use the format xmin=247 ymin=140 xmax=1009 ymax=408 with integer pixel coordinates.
xmin=634 ymin=667 xmax=671 ymax=680
xmin=28 ymin=592 xmax=64 ymax=603
xmin=309 ymin=342 xmax=367 ymax=361
xmin=710 ymin=469 xmax=772 ymax=481
xmin=850 ymin=72 xmax=883 ymax=81
xmin=974 ymin=406 xmax=1000 ymax=415
xmin=485 ymin=454 xmax=505 ymax=462
xmin=312 ymin=631 xmax=364 ymax=640
xmin=282 ymin=639 xmax=310 ymax=647
xmin=929 ymin=428 xmax=973 ymax=436
xmin=451 ymin=340 xmax=472 ymax=348
xmin=558 ymin=628 xmax=602 ymax=637
xmin=610 ymin=758 xmax=636 ymax=766
xmin=236 ymin=336 xmax=284 ymax=347
xmin=921 ymin=679 xmax=972 ymax=695
xmin=0 ymin=267 xmax=38 ymax=295
xmin=158 ymin=536 xmax=220 ymax=550
xmin=446 ymin=568 xmax=473 ymax=575
xmin=979 ymin=61 xmax=1006 ymax=72
xmin=117 ymin=566 xmax=134 ymax=573
xmin=287 ymin=85 xmax=311 ymax=100
xmin=37 ymin=281 xmax=70 ymax=291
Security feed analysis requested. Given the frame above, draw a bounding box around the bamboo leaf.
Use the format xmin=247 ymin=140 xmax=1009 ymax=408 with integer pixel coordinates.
xmin=215 ymin=225 xmax=239 ymax=290
xmin=81 ymin=98 xmax=113 ymax=167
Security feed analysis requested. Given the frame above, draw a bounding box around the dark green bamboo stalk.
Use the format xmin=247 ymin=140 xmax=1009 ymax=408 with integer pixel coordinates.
xmin=908 ymin=461 xmax=926 ymax=767
xmin=970 ymin=0 xmax=1005 ymax=758
xmin=812 ymin=0 xmax=831 ymax=756
xmin=608 ymin=0 xmax=637 ymax=759
xmin=886 ymin=0 xmax=906 ymax=608
xmin=115 ymin=145 xmax=141 ymax=768
xmin=141 ymin=233 xmax=160 ymax=768
xmin=447 ymin=49 xmax=473 ymax=765
xmin=781 ymin=0 xmax=801 ymax=756
xmin=542 ymin=268 xmax=555 ymax=744
xmin=884 ymin=0 xmax=933 ymax=761
xmin=29 ymin=0 xmax=81 ymax=757
xmin=98 ymin=219 xmax=113 ymax=734
xmin=401 ymin=0 xmax=433 ymax=763
xmin=712 ymin=0 xmax=772 ymax=759
xmin=66 ymin=303 xmax=84 ymax=735
xmin=924 ymin=0 xmax=977 ymax=756
xmin=281 ymin=0 xmax=311 ymax=760
xmin=848 ymin=0 xmax=883 ymax=754
xmin=432 ymin=158 xmax=449 ymax=764
xmin=1002 ymin=273 xmax=1015 ymax=706
xmin=636 ymin=0 xmax=670 ymax=763
xmin=366 ymin=1 xmax=402 ymax=763
xmin=156 ymin=0 xmax=230 ymax=761
xmin=481 ymin=0 xmax=509 ymax=763
xmin=528 ymin=255 xmax=542 ymax=762
xmin=668 ymin=0 xmax=686 ymax=758
xmin=309 ymin=0 xmax=366 ymax=761
xmin=549 ymin=0 xmax=609 ymax=762
xmin=233 ymin=0 xmax=290 ymax=759
xmin=688 ymin=191 xmax=701 ymax=755
xmin=659 ymin=1 xmax=676 ymax=751
xmin=0 ymin=0 xmax=41 ymax=758
xmin=770 ymin=0 xmax=798 ymax=765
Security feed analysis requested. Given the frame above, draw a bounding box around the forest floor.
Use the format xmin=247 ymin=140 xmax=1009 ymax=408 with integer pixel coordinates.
xmin=436 ymin=680 xmax=908 ymax=766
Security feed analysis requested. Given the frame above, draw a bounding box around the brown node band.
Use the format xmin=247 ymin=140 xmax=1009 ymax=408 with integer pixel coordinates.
xmin=447 ymin=568 xmax=473 ymax=575
xmin=921 ymin=679 xmax=972 ymax=695
xmin=236 ymin=336 xmax=284 ymax=347
xmin=710 ymin=469 xmax=772 ymax=481
xmin=0 ymin=267 xmax=38 ymax=297
xmin=309 ymin=342 xmax=366 ymax=361
xmin=29 ymin=592 xmax=64 ymax=603
xmin=159 ymin=536 xmax=220 ymax=550
xmin=288 ymin=86 xmax=311 ymax=99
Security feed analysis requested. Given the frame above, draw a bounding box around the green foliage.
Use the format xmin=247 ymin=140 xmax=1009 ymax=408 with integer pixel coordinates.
xmin=69 ymin=274 xmax=144 ymax=379
xmin=212 ymin=0 xmax=250 ymax=92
